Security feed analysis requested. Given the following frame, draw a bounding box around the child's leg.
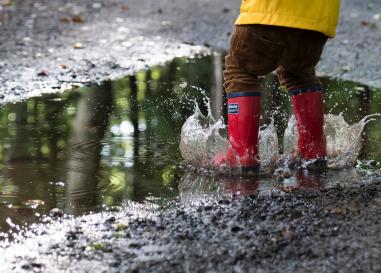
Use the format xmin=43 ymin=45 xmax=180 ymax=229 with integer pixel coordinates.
xmin=277 ymin=30 xmax=328 ymax=162
xmin=217 ymin=25 xmax=282 ymax=170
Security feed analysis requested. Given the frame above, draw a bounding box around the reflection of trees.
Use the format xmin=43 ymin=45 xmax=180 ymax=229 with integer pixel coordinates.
xmin=357 ymin=86 xmax=371 ymax=159
xmin=129 ymin=76 xmax=139 ymax=159
xmin=0 ymin=96 xmax=67 ymax=230
xmin=128 ymin=75 xmax=143 ymax=201
xmin=211 ymin=52 xmax=224 ymax=119
xmin=65 ymin=82 xmax=113 ymax=215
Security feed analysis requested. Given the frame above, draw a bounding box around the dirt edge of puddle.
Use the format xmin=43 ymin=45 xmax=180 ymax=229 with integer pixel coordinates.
xmin=1 ymin=178 xmax=380 ymax=273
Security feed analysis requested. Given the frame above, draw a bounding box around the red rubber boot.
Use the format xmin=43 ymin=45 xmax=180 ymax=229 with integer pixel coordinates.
xmin=289 ymin=86 xmax=327 ymax=162
xmin=214 ymin=92 xmax=261 ymax=173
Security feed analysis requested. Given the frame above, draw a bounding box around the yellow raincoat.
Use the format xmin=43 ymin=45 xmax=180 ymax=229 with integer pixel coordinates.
xmin=236 ymin=0 xmax=340 ymax=37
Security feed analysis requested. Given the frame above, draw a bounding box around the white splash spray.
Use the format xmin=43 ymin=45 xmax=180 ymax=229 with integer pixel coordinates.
xmin=180 ymin=101 xmax=380 ymax=173
xmin=179 ymin=101 xmax=279 ymax=172
xmin=283 ymin=113 xmax=381 ymax=169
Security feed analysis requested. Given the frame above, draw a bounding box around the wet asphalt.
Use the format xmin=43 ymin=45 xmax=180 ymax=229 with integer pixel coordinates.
xmin=1 ymin=0 xmax=381 ymax=272
xmin=0 ymin=0 xmax=381 ymax=105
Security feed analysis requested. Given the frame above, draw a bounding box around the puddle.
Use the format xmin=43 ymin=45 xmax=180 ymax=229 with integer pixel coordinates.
xmin=1 ymin=54 xmax=381 ymax=237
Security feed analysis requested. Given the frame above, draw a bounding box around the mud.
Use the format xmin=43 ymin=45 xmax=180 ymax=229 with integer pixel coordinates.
xmin=1 ymin=177 xmax=380 ymax=273
xmin=0 ymin=0 xmax=381 ymax=105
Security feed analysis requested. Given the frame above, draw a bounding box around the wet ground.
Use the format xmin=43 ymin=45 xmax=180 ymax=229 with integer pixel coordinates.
xmin=0 ymin=0 xmax=381 ymax=105
xmin=0 ymin=56 xmax=381 ymax=272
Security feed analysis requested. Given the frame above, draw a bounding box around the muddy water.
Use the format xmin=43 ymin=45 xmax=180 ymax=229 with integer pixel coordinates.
xmin=0 ymin=55 xmax=381 ymax=236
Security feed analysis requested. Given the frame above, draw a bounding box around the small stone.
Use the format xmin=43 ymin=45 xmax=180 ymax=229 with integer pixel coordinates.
xmin=282 ymin=229 xmax=294 ymax=241
xmin=37 ymin=70 xmax=48 ymax=77
xmin=73 ymin=42 xmax=84 ymax=49
xmin=92 ymin=3 xmax=102 ymax=9
xmin=49 ymin=208 xmax=64 ymax=218
xmin=105 ymin=216 xmax=116 ymax=225
xmin=290 ymin=209 xmax=303 ymax=219
xmin=340 ymin=65 xmax=352 ymax=72
xmin=231 ymin=226 xmax=241 ymax=232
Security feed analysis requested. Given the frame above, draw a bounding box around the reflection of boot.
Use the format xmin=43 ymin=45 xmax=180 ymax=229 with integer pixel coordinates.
xmin=296 ymin=169 xmax=325 ymax=190
xmin=222 ymin=176 xmax=259 ymax=196
xmin=289 ymin=86 xmax=327 ymax=168
xmin=214 ymin=92 xmax=261 ymax=173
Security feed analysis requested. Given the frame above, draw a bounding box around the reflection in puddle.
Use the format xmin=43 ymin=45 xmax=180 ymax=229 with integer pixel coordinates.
xmin=179 ymin=167 xmax=373 ymax=203
xmin=0 ymin=54 xmax=381 ymax=237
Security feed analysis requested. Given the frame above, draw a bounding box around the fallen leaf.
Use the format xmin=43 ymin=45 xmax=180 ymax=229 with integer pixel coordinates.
xmin=59 ymin=15 xmax=71 ymax=23
xmin=361 ymin=21 xmax=378 ymax=29
xmin=0 ymin=0 xmax=12 ymax=7
xmin=121 ymin=4 xmax=129 ymax=11
xmin=72 ymin=15 xmax=85 ymax=23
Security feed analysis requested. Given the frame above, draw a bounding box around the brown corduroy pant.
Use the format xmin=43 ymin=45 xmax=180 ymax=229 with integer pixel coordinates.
xmin=224 ymin=25 xmax=328 ymax=93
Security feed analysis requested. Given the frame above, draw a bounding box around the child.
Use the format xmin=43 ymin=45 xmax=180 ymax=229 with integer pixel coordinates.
xmin=215 ymin=0 xmax=341 ymax=172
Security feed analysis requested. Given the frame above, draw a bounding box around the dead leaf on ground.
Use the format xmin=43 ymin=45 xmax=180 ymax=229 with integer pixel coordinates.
xmin=72 ymin=15 xmax=85 ymax=23
xmin=121 ymin=4 xmax=129 ymax=11
xmin=0 ymin=0 xmax=12 ymax=7
xmin=59 ymin=15 xmax=71 ymax=23
xmin=60 ymin=15 xmax=85 ymax=24
xmin=361 ymin=21 xmax=378 ymax=29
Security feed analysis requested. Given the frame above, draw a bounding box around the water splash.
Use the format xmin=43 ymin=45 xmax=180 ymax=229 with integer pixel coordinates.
xmin=259 ymin=118 xmax=279 ymax=172
xmin=283 ymin=113 xmax=381 ymax=169
xmin=180 ymin=100 xmax=380 ymax=173
xmin=179 ymin=101 xmax=279 ymax=172
xmin=179 ymin=102 xmax=228 ymax=167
